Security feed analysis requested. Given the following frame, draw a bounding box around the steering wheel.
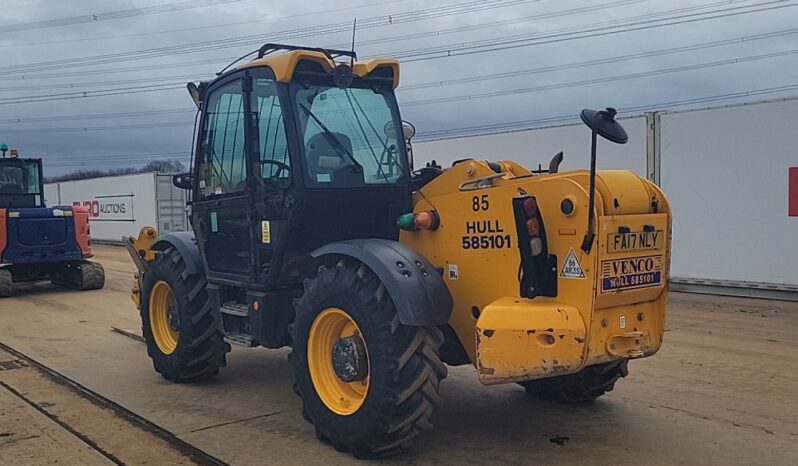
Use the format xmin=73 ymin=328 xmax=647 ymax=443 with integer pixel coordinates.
xmin=260 ymin=159 xmax=291 ymax=178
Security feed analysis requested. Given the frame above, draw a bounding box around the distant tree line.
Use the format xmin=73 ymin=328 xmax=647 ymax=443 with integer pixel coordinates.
xmin=45 ymin=160 xmax=185 ymax=183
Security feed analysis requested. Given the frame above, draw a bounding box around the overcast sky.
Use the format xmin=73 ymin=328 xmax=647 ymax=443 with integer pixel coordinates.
xmin=1 ymin=0 xmax=797 ymax=176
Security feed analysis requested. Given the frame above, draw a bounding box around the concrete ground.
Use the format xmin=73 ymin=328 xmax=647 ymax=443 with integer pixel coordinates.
xmin=0 ymin=345 xmax=206 ymax=466
xmin=0 ymin=244 xmax=796 ymax=465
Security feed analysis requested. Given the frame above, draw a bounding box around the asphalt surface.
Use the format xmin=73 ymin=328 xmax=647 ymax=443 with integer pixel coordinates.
xmin=0 ymin=245 xmax=796 ymax=465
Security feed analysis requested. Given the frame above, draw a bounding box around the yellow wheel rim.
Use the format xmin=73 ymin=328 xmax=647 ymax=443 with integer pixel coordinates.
xmin=149 ymin=280 xmax=179 ymax=355
xmin=307 ymin=308 xmax=370 ymax=416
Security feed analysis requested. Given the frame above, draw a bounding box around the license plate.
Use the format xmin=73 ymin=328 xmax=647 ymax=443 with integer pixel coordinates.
xmin=601 ymin=255 xmax=663 ymax=293
xmin=607 ymin=230 xmax=663 ymax=253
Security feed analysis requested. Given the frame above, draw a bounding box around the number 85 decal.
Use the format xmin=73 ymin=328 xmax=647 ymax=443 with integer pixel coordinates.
xmin=472 ymin=194 xmax=489 ymax=211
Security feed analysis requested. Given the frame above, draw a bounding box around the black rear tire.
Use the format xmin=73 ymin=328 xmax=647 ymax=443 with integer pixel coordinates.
xmin=519 ymin=360 xmax=629 ymax=403
xmin=140 ymin=246 xmax=229 ymax=382
xmin=78 ymin=261 xmax=105 ymax=290
xmin=291 ymin=258 xmax=446 ymax=458
xmin=50 ymin=260 xmax=105 ymax=290
xmin=0 ymin=269 xmax=12 ymax=298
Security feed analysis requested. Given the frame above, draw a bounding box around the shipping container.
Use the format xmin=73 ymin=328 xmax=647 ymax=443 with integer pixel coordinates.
xmin=657 ymin=97 xmax=798 ymax=297
xmin=44 ymin=172 xmax=188 ymax=243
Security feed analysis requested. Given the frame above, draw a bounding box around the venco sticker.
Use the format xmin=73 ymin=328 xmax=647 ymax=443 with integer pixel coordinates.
xmin=601 ymin=255 xmax=663 ymax=293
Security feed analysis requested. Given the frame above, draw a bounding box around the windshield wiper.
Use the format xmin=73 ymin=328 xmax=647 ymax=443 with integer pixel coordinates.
xmin=343 ymin=90 xmax=391 ymax=184
xmin=298 ymin=103 xmax=362 ymax=171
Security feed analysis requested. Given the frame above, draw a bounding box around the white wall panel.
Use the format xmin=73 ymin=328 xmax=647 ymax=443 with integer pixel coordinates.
xmin=43 ymin=183 xmax=59 ymax=207
xmin=414 ymin=117 xmax=648 ymax=177
xmin=660 ymin=99 xmax=798 ymax=285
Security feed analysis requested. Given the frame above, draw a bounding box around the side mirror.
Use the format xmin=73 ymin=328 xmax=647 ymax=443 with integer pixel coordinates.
xmin=187 ymin=82 xmax=202 ymax=109
xmin=401 ymin=120 xmax=416 ymax=141
xmin=580 ymin=107 xmax=628 ymax=144
xmin=579 ymin=107 xmax=628 ymax=254
xmin=172 ymin=173 xmax=193 ymax=190
xmin=402 ymin=121 xmax=416 ymax=172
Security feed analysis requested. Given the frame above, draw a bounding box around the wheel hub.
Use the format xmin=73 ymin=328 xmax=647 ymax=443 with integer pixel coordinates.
xmin=307 ymin=307 xmax=370 ymax=415
xmin=167 ymin=304 xmax=180 ymax=332
xmin=332 ymin=334 xmax=368 ymax=382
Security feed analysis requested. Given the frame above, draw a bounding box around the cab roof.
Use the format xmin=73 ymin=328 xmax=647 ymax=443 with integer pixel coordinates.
xmin=236 ymin=47 xmax=400 ymax=89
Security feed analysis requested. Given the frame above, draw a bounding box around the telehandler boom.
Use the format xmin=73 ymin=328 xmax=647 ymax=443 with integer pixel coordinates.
xmin=126 ymin=44 xmax=671 ymax=458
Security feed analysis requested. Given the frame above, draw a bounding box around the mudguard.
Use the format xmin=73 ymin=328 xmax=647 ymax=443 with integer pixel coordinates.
xmin=151 ymin=231 xmax=202 ymax=277
xmin=311 ymin=239 xmax=453 ymax=326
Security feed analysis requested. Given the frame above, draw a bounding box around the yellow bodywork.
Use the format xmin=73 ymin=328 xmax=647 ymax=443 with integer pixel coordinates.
xmin=237 ymin=50 xmax=400 ymax=89
xmin=124 ymin=226 xmax=159 ymax=309
xmin=400 ymin=160 xmax=671 ymax=385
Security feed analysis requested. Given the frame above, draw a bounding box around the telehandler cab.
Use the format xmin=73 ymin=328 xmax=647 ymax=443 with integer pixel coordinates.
xmin=126 ymin=44 xmax=672 ymax=457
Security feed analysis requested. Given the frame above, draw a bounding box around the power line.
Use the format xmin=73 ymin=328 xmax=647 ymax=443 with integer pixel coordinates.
xmin=0 ymin=0 xmax=756 ymax=85
xmin=0 ymin=0 xmax=540 ymax=75
xmin=4 ymin=0 xmax=409 ymax=48
xmin=0 ymin=108 xmax=194 ymax=124
xmin=38 ymin=84 xmax=798 ymax=167
xmin=8 ymin=19 xmax=795 ymax=97
xmin=0 ymin=0 xmax=638 ymax=81
xmin=396 ymin=0 xmax=798 ymax=61
xmin=4 ymin=45 xmax=797 ymax=133
xmin=400 ymin=47 xmax=798 ymax=107
xmin=0 ymin=74 xmax=206 ymax=92
xmin=1 ymin=0 xmax=242 ymax=34
xmin=0 ymin=0 xmax=648 ymax=91
xmin=42 ymin=151 xmax=189 ymax=163
xmin=0 ymin=0 xmax=789 ymax=105
xmin=0 ymin=82 xmax=184 ymax=105
xmin=0 ymin=56 xmax=235 ymax=82
xmin=0 ymin=0 xmax=648 ymax=92
xmin=401 ymin=27 xmax=798 ymax=91
xmin=0 ymin=0 xmax=646 ymax=91
xmin=416 ymin=84 xmax=798 ymax=139
xmin=0 ymin=120 xmax=195 ymax=134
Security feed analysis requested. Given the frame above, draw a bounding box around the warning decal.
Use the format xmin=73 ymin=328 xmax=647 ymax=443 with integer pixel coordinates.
xmin=601 ymin=255 xmax=663 ymax=293
xmin=448 ymin=264 xmax=459 ymax=280
xmin=560 ymin=248 xmax=586 ymax=279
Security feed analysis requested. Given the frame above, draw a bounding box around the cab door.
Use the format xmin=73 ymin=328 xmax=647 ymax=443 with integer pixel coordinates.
xmin=192 ymin=71 xmax=256 ymax=282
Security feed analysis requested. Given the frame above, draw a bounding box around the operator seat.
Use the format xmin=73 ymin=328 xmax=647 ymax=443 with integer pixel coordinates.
xmin=306 ymin=132 xmax=352 ymax=183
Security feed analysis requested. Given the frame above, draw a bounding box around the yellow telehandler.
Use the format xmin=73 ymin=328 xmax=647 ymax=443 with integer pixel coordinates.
xmin=125 ymin=44 xmax=671 ymax=458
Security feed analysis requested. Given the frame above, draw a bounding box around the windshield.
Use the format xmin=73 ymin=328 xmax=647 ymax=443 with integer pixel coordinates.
xmin=0 ymin=159 xmax=41 ymax=195
xmin=293 ymin=83 xmax=407 ymax=186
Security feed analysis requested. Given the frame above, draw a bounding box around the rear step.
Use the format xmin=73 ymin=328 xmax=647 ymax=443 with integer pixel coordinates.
xmin=220 ymin=302 xmax=248 ymax=316
xmin=220 ymin=302 xmax=255 ymax=347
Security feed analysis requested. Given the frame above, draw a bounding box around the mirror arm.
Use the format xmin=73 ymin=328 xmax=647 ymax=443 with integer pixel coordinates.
xmin=581 ymin=125 xmax=599 ymax=254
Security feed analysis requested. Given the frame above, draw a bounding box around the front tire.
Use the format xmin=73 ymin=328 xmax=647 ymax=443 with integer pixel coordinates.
xmin=140 ymin=246 xmax=229 ymax=381
xmin=291 ymin=258 xmax=446 ymax=458
xmin=519 ymin=360 xmax=629 ymax=403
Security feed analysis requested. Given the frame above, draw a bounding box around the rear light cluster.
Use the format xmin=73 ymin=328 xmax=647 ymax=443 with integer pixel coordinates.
xmin=523 ymin=198 xmax=544 ymax=257
xmin=513 ymin=196 xmax=558 ymax=299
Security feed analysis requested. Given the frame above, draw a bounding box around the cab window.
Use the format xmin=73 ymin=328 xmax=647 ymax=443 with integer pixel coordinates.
xmin=198 ymin=79 xmax=247 ymax=198
xmin=0 ymin=160 xmax=40 ymax=195
xmin=293 ymin=84 xmax=406 ymax=186
xmin=254 ymin=78 xmax=290 ymax=185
